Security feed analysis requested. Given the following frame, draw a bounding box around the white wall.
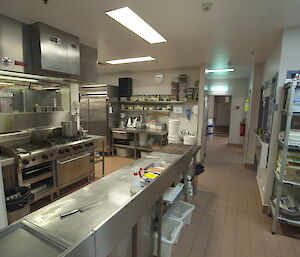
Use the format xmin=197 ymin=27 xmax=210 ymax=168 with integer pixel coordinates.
xmin=207 ymin=78 xmax=249 ymax=145
xmin=99 ymin=68 xmax=249 ymax=145
xmin=99 ymin=67 xmax=200 ymax=94
xmin=244 ymin=63 xmax=264 ymax=165
xmin=207 ymin=96 xmax=215 ymax=120
xmin=262 ymin=37 xmax=282 ymax=82
xmin=99 ymin=67 xmax=200 ymax=135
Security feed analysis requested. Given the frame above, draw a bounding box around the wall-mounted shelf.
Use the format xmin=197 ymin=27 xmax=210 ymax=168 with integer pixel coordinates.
xmin=120 ymin=109 xmax=170 ymax=114
xmin=120 ymin=101 xmax=185 ymax=104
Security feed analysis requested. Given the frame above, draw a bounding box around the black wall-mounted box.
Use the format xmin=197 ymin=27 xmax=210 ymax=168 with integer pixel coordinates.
xmin=119 ymin=78 xmax=132 ymax=97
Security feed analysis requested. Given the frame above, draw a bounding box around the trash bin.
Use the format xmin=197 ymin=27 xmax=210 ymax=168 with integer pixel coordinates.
xmin=169 ymin=200 xmax=195 ymax=226
xmin=5 ymin=186 xmax=34 ymax=224
xmin=193 ymin=163 xmax=205 ymax=195
xmin=153 ymin=216 xmax=183 ymax=257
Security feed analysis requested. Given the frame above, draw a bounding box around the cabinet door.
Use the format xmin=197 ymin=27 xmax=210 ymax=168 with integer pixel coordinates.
xmin=88 ymin=98 xmax=107 ymax=137
xmin=80 ymin=98 xmax=89 ymax=131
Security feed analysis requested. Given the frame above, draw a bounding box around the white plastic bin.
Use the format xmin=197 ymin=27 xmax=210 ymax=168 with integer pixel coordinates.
xmin=116 ymin=147 xmax=132 ymax=157
xmin=153 ymin=216 xmax=183 ymax=257
xmin=169 ymin=200 xmax=195 ymax=226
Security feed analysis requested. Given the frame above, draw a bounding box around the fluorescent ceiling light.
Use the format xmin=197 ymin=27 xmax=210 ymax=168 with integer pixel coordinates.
xmin=210 ymin=85 xmax=229 ymax=92
xmin=205 ymin=68 xmax=235 ymax=73
xmin=106 ymin=56 xmax=155 ymax=65
xmin=106 ymin=7 xmax=167 ymax=44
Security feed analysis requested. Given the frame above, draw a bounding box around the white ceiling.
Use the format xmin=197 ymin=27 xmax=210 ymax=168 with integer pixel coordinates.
xmin=1 ymin=0 xmax=300 ymax=78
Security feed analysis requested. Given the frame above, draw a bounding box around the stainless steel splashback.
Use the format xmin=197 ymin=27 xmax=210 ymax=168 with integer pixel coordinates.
xmin=0 ymin=111 xmax=70 ymax=134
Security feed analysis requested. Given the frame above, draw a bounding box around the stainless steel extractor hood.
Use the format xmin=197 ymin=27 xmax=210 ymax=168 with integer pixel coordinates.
xmin=0 ymin=14 xmax=32 ymax=73
xmin=0 ymin=14 xmax=97 ymax=81
xmin=31 ymin=22 xmax=80 ymax=76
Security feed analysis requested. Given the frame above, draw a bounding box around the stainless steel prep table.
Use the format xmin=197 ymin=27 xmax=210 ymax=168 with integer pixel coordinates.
xmin=112 ymin=127 xmax=168 ymax=158
xmin=0 ymin=144 xmax=200 ymax=257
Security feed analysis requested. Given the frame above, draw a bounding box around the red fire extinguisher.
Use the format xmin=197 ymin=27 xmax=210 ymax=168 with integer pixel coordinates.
xmin=240 ymin=121 xmax=246 ymax=136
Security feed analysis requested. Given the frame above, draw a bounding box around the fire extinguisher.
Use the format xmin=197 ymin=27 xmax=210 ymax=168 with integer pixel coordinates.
xmin=240 ymin=121 xmax=246 ymax=136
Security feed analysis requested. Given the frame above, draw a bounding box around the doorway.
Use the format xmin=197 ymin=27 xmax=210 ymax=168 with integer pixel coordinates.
xmin=213 ymin=96 xmax=231 ymax=137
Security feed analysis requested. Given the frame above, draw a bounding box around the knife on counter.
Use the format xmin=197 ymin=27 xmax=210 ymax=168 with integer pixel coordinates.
xmin=60 ymin=201 xmax=103 ymax=218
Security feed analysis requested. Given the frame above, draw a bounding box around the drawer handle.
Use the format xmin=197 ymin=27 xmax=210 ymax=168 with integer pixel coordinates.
xmin=113 ymin=131 xmax=127 ymax=134
xmin=57 ymin=152 xmax=92 ymax=165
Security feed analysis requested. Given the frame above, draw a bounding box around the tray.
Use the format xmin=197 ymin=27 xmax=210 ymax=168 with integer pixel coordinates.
xmin=0 ymin=220 xmax=68 ymax=257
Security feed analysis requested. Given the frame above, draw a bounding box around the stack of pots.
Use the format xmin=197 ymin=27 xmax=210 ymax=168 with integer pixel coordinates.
xmin=168 ymin=119 xmax=180 ymax=144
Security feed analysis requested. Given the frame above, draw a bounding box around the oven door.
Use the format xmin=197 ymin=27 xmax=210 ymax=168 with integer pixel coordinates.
xmin=56 ymin=151 xmax=93 ymax=187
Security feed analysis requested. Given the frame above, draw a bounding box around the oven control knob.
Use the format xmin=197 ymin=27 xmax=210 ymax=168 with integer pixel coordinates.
xmin=65 ymin=148 xmax=70 ymax=153
xmin=22 ymin=159 xmax=29 ymax=165
xmin=58 ymin=149 xmax=64 ymax=154
xmin=78 ymin=145 xmax=83 ymax=149
xmin=42 ymin=155 xmax=48 ymax=160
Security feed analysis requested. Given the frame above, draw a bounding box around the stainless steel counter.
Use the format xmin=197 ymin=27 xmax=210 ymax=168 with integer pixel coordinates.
xmin=0 ymin=144 xmax=200 ymax=257
xmin=112 ymin=127 xmax=167 ymax=136
xmin=0 ymin=155 xmax=14 ymax=167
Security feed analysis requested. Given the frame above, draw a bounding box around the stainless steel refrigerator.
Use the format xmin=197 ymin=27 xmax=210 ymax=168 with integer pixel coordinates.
xmin=79 ymin=85 xmax=119 ymax=152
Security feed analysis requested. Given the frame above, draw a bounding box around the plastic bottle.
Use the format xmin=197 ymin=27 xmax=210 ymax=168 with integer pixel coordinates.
xmin=130 ymin=167 xmax=142 ymax=194
xmin=187 ymin=176 xmax=193 ymax=197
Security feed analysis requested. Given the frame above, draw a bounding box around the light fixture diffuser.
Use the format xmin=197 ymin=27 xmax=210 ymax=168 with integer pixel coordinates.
xmin=106 ymin=7 xmax=167 ymax=44
xmin=210 ymin=85 xmax=229 ymax=92
xmin=205 ymin=68 xmax=235 ymax=73
xmin=106 ymin=56 xmax=155 ymax=65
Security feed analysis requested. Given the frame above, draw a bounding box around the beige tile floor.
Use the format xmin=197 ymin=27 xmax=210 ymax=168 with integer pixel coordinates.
xmin=172 ymin=136 xmax=300 ymax=257
xmin=95 ymin=156 xmax=134 ymax=178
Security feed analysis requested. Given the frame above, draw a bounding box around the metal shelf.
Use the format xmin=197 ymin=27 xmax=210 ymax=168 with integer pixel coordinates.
xmin=32 ymin=187 xmax=56 ymax=203
xmin=281 ymin=109 xmax=300 ymax=116
xmin=113 ymin=144 xmax=135 ymax=149
xmin=270 ymin=200 xmax=300 ymax=227
xmin=120 ymin=101 xmax=184 ymax=104
xmin=120 ymin=109 xmax=170 ymax=114
xmin=277 ymin=139 xmax=300 ymax=150
xmin=273 ymin=169 xmax=300 ymax=187
xmin=136 ymin=146 xmax=159 ymax=152
xmin=272 ymin=78 xmax=300 ymax=234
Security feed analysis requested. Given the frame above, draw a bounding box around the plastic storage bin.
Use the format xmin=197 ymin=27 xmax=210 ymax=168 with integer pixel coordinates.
xmin=153 ymin=216 xmax=183 ymax=257
xmin=116 ymin=147 xmax=132 ymax=157
xmin=169 ymin=200 xmax=195 ymax=226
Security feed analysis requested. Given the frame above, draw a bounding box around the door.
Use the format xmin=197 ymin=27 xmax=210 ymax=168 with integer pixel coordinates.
xmin=88 ymin=97 xmax=107 ymax=135
xmin=214 ymin=96 xmax=231 ymax=126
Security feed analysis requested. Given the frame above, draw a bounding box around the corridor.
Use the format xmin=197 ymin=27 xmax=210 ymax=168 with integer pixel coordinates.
xmin=173 ymin=136 xmax=300 ymax=257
